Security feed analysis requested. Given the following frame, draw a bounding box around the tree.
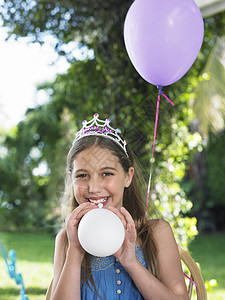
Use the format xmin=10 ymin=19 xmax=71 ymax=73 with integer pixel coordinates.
xmin=187 ymin=33 xmax=225 ymax=232
xmin=0 ymin=0 xmax=224 ymax=244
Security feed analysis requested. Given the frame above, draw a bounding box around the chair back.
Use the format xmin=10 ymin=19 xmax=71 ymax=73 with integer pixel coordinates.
xmin=178 ymin=245 xmax=207 ymax=300
xmin=46 ymin=279 xmax=53 ymax=300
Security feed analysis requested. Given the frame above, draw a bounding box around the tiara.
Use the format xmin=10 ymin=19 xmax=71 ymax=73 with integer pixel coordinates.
xmin=73 ymin=113 xmax=128 ymax=157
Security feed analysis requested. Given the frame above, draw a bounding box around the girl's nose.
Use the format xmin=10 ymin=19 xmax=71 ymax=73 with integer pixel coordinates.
xmin=88 ymin=176 xmax=102 ymax=194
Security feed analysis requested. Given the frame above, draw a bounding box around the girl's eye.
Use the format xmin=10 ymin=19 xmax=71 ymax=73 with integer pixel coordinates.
xmin=103 ymin=172 xmax=113 ymax=177
xmin=76 ymin=174 xmax=88 ymax=178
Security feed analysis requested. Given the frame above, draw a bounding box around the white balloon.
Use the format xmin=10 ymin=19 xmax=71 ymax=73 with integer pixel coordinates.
xmin=78 ymin=207 xmax=125 ymax=257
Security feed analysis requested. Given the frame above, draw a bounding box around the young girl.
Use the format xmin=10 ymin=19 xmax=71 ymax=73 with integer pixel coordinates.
xmin=51 ymin=114 xmax=189 ymax=300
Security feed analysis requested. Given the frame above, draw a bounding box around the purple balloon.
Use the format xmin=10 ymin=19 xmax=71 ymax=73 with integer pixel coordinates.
xmin=124 ymin=0 xmax=204 ymax=87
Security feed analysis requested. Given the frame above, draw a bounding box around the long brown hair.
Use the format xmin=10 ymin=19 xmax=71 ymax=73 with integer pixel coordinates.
xmin=61 ymin=135 xmax=160 ymax=293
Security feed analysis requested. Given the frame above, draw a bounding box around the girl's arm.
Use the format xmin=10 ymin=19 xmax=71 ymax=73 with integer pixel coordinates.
xmin=51 ymin=202 xmax=96 ymax=300
xmin=51 ymin=230 xmax=83 ymax=300
xmin=110 ymin=207 xmax=189 ymax=300
xmin=125 ymin=219 xmax=189 ymax=300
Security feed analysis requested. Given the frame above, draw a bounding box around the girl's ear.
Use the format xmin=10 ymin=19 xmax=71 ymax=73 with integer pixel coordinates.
xmin=125 ymin=167 xmax=134 ymax=188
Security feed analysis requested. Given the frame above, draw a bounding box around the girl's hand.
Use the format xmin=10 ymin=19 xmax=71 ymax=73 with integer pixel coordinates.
xmin=108 ymin=206 xmax=138 ymax=269
xmin=65 ymin=202 xmax=97 ymax=253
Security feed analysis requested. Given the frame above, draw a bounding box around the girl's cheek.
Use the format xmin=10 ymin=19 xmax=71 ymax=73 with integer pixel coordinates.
xmin=74 ymin=180 xmax=88 ymax=193
xmin=106 ymin=178 xmax=120 ymax=189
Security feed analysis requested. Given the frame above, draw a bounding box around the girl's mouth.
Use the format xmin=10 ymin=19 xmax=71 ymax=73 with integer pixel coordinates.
xmin=87 ymin=196 xmax=110 ymax=206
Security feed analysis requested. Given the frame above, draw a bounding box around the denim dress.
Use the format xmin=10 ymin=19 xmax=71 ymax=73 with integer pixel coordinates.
xmin=80 ymin=245 xmax=147 ymax=299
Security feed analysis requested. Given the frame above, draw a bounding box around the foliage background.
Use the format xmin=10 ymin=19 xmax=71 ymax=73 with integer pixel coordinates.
xmin=0 ymin=0 xmax=224 ymax=249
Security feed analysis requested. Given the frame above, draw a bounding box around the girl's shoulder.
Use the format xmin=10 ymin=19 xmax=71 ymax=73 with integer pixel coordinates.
xmin=147 ymin=219 xmax=174 ymax=241
xmin=147 ymin=219 xmax=181 ymax=267
xmin=147 ymin=218 xmax=170 ymax=229
xmin=55 ymin=228 xmax=67 ymax=244
xmin=54 ymin=228 xmax=68 ymax=262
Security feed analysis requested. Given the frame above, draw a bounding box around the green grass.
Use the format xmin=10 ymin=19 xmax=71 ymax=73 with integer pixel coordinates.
xmin=0 ymin=231 xmax=224 ymax=299
xmin=189 ymin=233 xmax=225 ymax=300
xmin=0 ymin=232 xmax=55 ymax=300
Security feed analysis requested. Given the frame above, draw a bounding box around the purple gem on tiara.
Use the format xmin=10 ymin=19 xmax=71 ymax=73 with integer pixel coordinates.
xmin=106 ymin=118 xmax=111 ymax=122
xmin=82 ymin=120 xmax=87 ymax=125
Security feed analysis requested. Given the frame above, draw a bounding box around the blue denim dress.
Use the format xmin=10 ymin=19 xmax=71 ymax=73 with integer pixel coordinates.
xmin=81 ymin=245 xmax=147 ymax=299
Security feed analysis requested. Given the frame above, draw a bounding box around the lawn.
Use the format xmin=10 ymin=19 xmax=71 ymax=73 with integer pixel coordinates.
xmin=0 ymin=232 xmax=55 ymax=300
xmin=0 ymin=231 xmax=224 ymax=299
xmin=189 ymin=233 xmax=225 ymax=300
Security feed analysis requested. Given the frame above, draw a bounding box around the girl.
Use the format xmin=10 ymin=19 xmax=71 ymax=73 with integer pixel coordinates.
xmin=51 ymin=114 xmax=189 ymax=300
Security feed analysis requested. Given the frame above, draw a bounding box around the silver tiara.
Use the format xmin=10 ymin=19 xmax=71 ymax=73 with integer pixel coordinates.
xmin=73 ymin=113 xmax=128 ymax=157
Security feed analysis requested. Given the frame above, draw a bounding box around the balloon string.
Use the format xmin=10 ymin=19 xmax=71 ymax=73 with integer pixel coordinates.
xmin=184 ymin=273 xmax=199 ymax=293
xmin=145 ymin=92 xmax=174 ymax=216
